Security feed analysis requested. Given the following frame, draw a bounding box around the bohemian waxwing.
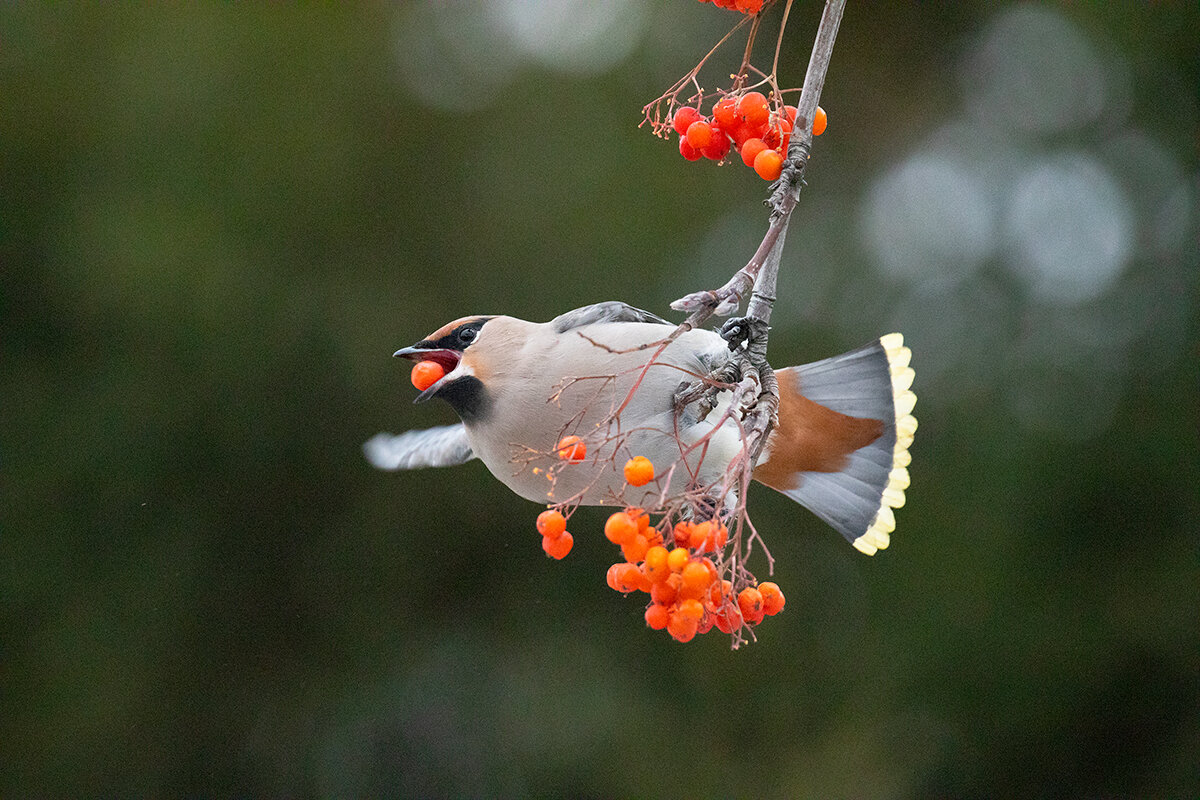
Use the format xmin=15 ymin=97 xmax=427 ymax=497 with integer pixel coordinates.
xmin=365 ymin=301 xmax=915 ymax=555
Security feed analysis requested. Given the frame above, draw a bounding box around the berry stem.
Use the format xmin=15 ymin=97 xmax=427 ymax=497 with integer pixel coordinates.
xmin=733 ymin=10 xmax=765 ymax=90
xmin=769 ymin=0 xmax=794 ymax=88
xmin=640 ymin=14 xmax=754 ymax=133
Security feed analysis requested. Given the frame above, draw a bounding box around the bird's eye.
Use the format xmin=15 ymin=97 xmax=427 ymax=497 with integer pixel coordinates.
xmin=458 ymin=327 xmax=477 ymax=344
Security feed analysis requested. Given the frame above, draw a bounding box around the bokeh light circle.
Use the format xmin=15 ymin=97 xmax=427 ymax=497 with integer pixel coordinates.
xmin=862 ymin=154 xmax=996 ymax=283
xmin=1004 ymin=154 xmax=1132 ymax=305
xmin=961 ymin=4 xmax=1107 ymax=137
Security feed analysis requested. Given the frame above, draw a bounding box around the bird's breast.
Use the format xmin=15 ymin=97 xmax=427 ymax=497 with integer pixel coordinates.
xmin=463 ymin=324 xmax=740 ymax=506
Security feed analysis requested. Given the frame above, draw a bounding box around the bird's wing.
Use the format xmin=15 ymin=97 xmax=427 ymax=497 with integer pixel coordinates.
xmin=363 ymin=424 xmax=475 ymax=470
xmin=550 ymin=301 xmax=669 ymax=333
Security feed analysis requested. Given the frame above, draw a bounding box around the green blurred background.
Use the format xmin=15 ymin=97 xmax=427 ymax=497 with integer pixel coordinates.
xmin=3 ymin=2 xmax=1197 ymax=796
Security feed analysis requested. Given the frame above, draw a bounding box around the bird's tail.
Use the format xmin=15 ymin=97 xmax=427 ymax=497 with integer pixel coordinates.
xmin=753 ymin=334 xmax=916 ymax=555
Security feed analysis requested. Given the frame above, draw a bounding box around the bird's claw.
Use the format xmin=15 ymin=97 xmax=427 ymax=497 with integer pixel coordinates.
xmin=719 ymin=316 xmax=769 ymax=354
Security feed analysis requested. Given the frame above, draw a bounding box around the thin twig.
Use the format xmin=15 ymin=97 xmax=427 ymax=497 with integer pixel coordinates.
xmin=771 ymin=0 xmax=795 ymax=83
xmin=735 ymin=12 xmax=763 ymax=86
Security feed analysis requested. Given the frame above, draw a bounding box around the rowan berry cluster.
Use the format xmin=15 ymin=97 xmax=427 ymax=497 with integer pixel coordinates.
xmin=536 ymin=446 xmax=784 ymax=643
xmin=604 ymin=509 xmax=784 ymax=643
xmin=695 ymin=0 xmax=765 ymax=14
xmin=671 ymin=93 xmax=826 ymax=180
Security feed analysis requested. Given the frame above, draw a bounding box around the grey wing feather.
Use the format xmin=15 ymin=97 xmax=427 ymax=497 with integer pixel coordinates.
xmin=363 ymin=424 xmax=475 ymax=471
xmin=550 ymin=301 xmax=669 ymax=333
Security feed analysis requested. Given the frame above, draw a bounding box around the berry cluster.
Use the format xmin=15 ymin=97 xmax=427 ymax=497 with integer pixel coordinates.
xmin=527 ymin=436 xmax=595 ymax=558
xmin=671 ymin=94 xmax=826 ymax=180
xmin=534 ymin=448 xmax=784 ymax=643
xmin=536 ymin=509 xmax=574 ymax=559
xmin=604 ymin=509 xmax=784 ymax=642
xmin=696 ymin=0 xmax=765 ymax=14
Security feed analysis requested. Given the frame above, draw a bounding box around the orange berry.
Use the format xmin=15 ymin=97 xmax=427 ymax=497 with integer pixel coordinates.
xmin=709 ymin=578 xmax=734 ymax=607
xmin=680 ymin=561 xmax=713 ymax=599
xmin=729 ymin=120 xmax=760 ymax=149
xmin=666 ymin=547 xmax=690 ymax=573
xmin=410 ymin=360 xmax=445 ymax=391
xmin=696 ymin=613 xmax=715 ymax=635
xmin=622 ymin=533 xmax=649 ymax=564
xmin=753 ymin=148 xmax=783 ymax=181
xmin=711 ymin=523 xmax=728 ymax=550
xmin=678 ymin=135 xmax=702 ymax=162
xmin=740 ymin=137 xmax=768 ymax=168
xmin=760 ymin=581 xmax=786 ymax=615
xmin=635 ymin=570 xmax=652 ymax=593
xmin=764 ymin=115 xmax=793 ymax=150
xmin=667 ymin=612 xmax=699 ymax=643
xmin=627 ymin=508 xmax=650 ymax=533
xmin=672 ymin=521 xmax=695 ymax=549
xmin=712 ymin=95 xmax=739 ymax=130
xmin=738 ymin=91 xmax=770 ymax=128
xmin=783 ymin=104 xmax=798 ymax=125
xmin=738 ymin=586 xmax=765 ymax=624
xmin=812 ymin=106 xmax=828 ymax=136
xmin=644 ymin=603 xmax=670 ymax=630
xmin=556 ymin=435 xmax=586 ymax=463
xmin=691 ymin=521 xmax=713 ymax=551
xmin=608 ymin=562 xmax=647 ymax=593
xmin=696 ymin=523 xmax=727 ymax=553
xmin=676 ymin=598 xmax=704 ymax=623
xmin=623 ymin=456 xmax=655 ymax=487
xmin=651 ymin=575 xmax=679 ymax=606
xmin=604 ymin=511 xmax=638 ymax=545
xmin=705 ymin=95 xmax=734 ymax=128
xmin=672 ymin=105 xmax=703 ymax=136
xmin=685 ymin=119 xmax=714 ymax=150
xmin=700 ymin=128 xmax=730 ymax=161
xmin=536 ymin=509 xmax=566 ymax=539
xmin=713 ymin=603 xmax=743 ymax=634
xmin=642 ymin=545 xmax=670 ymax=583
xmin=542 ymin=531 xmax=573 ymax=559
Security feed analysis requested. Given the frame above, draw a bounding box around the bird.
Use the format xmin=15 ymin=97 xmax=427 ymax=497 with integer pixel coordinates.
xmin=364 ymin=301 xmax=915 ymax=555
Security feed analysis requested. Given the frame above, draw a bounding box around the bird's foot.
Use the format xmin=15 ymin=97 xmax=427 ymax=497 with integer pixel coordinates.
xmin=719 ymin=316 xmax=770 ymax=356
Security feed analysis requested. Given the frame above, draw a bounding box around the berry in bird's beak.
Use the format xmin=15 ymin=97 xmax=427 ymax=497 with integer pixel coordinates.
xmin=410 ymin=360 xmax=445 ymax=391
xmin=393 ymin=345 xmax=463 ymax=402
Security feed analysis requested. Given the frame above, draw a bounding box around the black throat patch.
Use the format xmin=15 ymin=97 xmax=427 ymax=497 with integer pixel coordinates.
xmin=437 ymin=375 xmax=491 ymax=423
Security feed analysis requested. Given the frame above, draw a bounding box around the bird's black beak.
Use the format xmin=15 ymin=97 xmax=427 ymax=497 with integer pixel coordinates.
xmin=393 ymin=344 xmax=430 ymax=359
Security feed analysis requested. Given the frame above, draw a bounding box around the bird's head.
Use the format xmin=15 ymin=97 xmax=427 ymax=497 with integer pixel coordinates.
xmin=394 ymin=315 xmax=496 ymax=421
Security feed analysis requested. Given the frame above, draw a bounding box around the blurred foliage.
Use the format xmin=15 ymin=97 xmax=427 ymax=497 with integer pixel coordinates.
xmin=2 ymin=2 xmax=1197 ymax=797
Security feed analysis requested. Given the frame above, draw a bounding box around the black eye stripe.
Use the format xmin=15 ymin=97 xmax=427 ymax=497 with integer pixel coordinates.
xmin=422 ymin=319 xmax=489 ymax=352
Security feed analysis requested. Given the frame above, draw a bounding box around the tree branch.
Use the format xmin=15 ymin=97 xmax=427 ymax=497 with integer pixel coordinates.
xmin=669 ymin=0 xmax=845 ymax=485
xmin=671 ymin=0 xmax=846 ymax=329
